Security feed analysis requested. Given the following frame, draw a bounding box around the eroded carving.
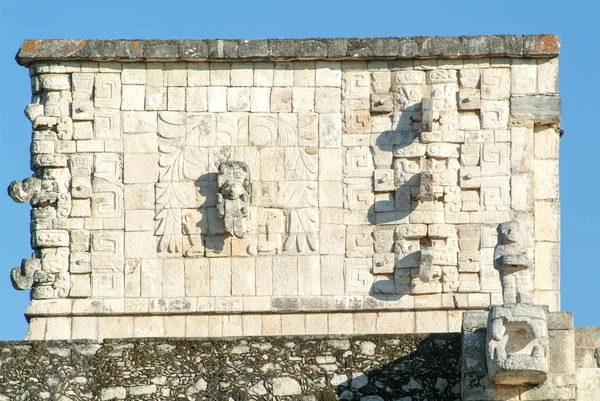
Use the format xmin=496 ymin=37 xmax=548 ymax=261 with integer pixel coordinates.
xmin=486 ymin=219 xmax=548 ymax=386
xmin=217 ymin=161 xmax=251 ymax=238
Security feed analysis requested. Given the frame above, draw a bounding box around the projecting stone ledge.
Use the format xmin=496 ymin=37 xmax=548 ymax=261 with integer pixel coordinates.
xmin=16 ymin=34 xmax=560 ymax=65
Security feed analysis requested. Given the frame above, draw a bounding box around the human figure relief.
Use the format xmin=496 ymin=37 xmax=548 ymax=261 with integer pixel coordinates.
xmin=217 ymin=161 xmax=251 ymax=239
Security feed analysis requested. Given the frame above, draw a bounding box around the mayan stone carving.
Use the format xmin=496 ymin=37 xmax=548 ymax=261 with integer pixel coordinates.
xmin=217 ymin=161 xmax=251 ymax=238
xmin=486 ymin=220 xmax=549 ymax=385
xmin=7 ymin=35 xmax=561 ymax=341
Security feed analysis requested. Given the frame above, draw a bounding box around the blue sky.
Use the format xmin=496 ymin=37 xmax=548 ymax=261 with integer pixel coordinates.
xmin=0 ymin=0 xmax=597 ymax=340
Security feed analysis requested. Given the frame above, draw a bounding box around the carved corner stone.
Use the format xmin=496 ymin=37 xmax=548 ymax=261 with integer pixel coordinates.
xmin=485 ymin=219 xmax=549 ymax=386
xmin=217 ymin=161 xmax=251 ymax=239
xmin=8 ymin=177 xmax=41 ymax=203
xmin=487 ymin=304 xmax=548 ymax=385
xmin=10 ymin=258 xmax=41 ymax=290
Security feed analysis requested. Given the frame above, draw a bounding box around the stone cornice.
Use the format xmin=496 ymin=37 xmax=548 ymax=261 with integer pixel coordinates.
xmin=16 ymin=34 xmax=560 ymax=66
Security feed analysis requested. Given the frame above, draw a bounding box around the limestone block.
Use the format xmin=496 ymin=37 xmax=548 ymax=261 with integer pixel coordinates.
xmin=293 ymin=61 xmax=315 ymax=87
xmin=123 ymin=111 xmax=157 ymax=133
xmin=320 ymin=225 xmax=346 ymax=255
xmin=71 ymin=316 xmax=97 ymax=340
xmin=231 ymin=258 xmax=256 ymax=296
xmin=123 ymin=154 xmax=158 ymax=184
xmin=319 ymin=113 xmax=342 ymax=148
xmin=165 ymin=63 xmax=187 ymax=86
xmin=329 ymin=313 xmax=353 ymax=334
xmin=134 ymin=316 xmax=164 ymax=337
xmin=481 ymin=100 xmax=509 ymax=129
xmin=209 ymin=258 xmax=231 ymax=296
xmin=481 ymin=69 xmax=510 ymax=100
xmin=292 ymin=87 xmax=314 ymax=112
xmin=316 ymin=61 xmax=342 ymax=87
xmin=187 ymin=63 xmax=209 ymax=86
xmin=207 ymin=87 xmax=227 ymax=112
xmin=534 ymin=242 xmax=560 ymax=291
xmin=416 ymin=311 xmax=448 ymax=333
xmin=121 ymin=85 xmax=145 ymax=110
xmin=538 ymin=58 xmax=559 ymax=94
xmin=167 ymin=86 xmax=185 ymax=111
xmin=253 ymin=62 xmax=274 ymax=86
xmin=270 ymin=87 xmax=292 ymax=112
xmin=230 ymin=63 xmax=253 ymax=86
xmin=250 ymin=87 xmax=271 ymax=112
xmin=97 ymin=316 xmax=133 ymax=339
xmin=535 ymin=201 xmax=560 ymax=242
xmin=274 ymin=63 xmax=294 ymax=86
xmin=145 ymin=86 xmax=167 ymax=110
xmin=124 ymin=184 xmax=155 ymax=210
xmin=510 ymin=96 xmax=561 ymax=125
xmin=281 ymin=314 xmax=305 ymax=335
xmin=162 ymin=259 xmax=185 ymax=297
xmin=534 ymin=126 xmax=559 ymax=159
xmin=227 ymin=87 xmax=250 ymax=111
xmin=272 ymin=256 xmax=298 ymax=296
xmin=321 ymin=255 xmax=344 ymax=295
xmin=185 ymin=87 xmax=207 ymax=112
xmin=534 ymin=159 xmax=559 ymax=199
xmin=121 ymin=65 xmax=146 ymax=85
xmin=94 ymin=73 xmax=121 ymax=109
xmin=305 ymin=313 xmax=328 ymax=335
xmin=511 ymin=173 xmax=533 ymax=211
xmin=140 ymin=259 xmax=162 ymax=297
xmin=315 ymin=87 xmax=341 ymax=113
xmin=511 ymin=60 xmax=537 ymax=95
xmin=377 ymin=311 xmax=415 ymax=334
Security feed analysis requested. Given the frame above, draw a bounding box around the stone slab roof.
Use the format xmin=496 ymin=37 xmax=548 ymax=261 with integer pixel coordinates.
xmin=16 ymin=34 xmax=560 ymax=66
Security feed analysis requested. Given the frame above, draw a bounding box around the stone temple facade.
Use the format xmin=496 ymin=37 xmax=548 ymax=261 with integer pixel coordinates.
xmin=1 ymin=35 xmax=599 ymax=400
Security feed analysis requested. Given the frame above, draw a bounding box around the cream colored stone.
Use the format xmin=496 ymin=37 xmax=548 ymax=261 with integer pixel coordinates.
xmin=534 ymin=126 xmax=560 ymax=159
xmin=71 ymin=316 xmax=97 ymax=340
xmin=98 ymin=316 xmax=133 ymax=339
xmin=162 ymin=259 xmax=185 ymax=297
xmin=262 ymin=314 xmax=281 ymax=335
xmin=511 ymin=60 xmax=537 ymax=94
xmin=292 ymin=87 xmax=315 ymax=112
xmin=124 ymin=154 xmax=158 ymax=183
xmin=125 ymin=210 xmax=154 ymax=231
xmin=274 ymin=63 xmax=294 ymax=86
xmin=319 ymin=225 xmax=345 ymax=255
xmin=297 ymin=255 xmax=321 ymax=295
xmin=272 ymin=256 xmax=298 ymax=296
xmin=124 ymin=184 xmax=155 ymax=210
xmin=315 ymin=87 xmax=341 ymax=113
xmin=165 ymin=63 xmax=187 ymax=86
xmin=227 ymin=87 xmax=250 ymax=111
xmin=210 ymin=259 xmax=231 ymax=296
xmin=416 ymin=311 xmax=448 ymax=333
xmin=319 ymin=149 xmax=343 ymax=180
xmin=222 ymin=315 xmax=243 ymax=337
xmin=134 ymin=316 xmax=164 ymax=337
xmin=122 ymin=65 xmax=147 ymax=84
xmin=305 ymin=313 xmax=329 ymax=335
xmin=316 ymin=61 xmax=342 ymax=87
xmin=186 ymin=87 xmax=207 ymax=112
xmin=270 ymin=87 xmax=292 ymax=112
xmin=535 ymin=201 xmax=560 ymax=242
xmin=319 ymin=113 xmax=342 ymax=148
xmin=250 ymin=87 xmax=271 ymax=112
xmin=186 ymin=315 xmax=209 ymax=337
xmin=184 ymin=259 xmax=210 ymax=297
xmin=164 ymin=316 xmax=185 ymax=337
xmin=122 ymin=85 xmax=146 ymax=111
xmin=538 ymin=58 xmax=559 ymax=94
xmin=281 ymin=314 xmax=305 ymax=335
xmin=141 ymin=259 xmax=163 ymax=297
xmin=329 ymin=313 xmax=353 ymax=334
xmin=145 ymin=86 xmax=167 ymax=110
xmin=123 ymin=111 xmax=157 ymax=133
xmin=242 ymin=314 xmax=262 ymax=336
xmin=230 ymin=63 xmax=253 ymax=86
xmin=319 ymin=181 xmax=343 ymax=207
xmin=187 ymin=63 xmax=209 ymax=86
xmin=376 ymin=311 xmax=415 ymax=334
xmin=125 ymin=231 xmax=156 ymax=258
xmin=167 ymin=86 xmax=186 ymax=111
xmin=534 ymin=159 xmax=559 ymax=199
xmin=207 ymin=87 xmax=227 ymax=112
xmin=253 ymin=62 xmax=273 ymax=86
xmin=294 ymin=62 xmax=315 ymax=86
xmin=535 ymin=242 xmax=560 ymax=291
xmin=231 ymin=258 xmax=256 ymax=296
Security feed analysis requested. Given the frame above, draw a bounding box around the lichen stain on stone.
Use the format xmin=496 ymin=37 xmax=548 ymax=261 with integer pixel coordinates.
xmin=535 ymin=35 xmax=559 ymax=54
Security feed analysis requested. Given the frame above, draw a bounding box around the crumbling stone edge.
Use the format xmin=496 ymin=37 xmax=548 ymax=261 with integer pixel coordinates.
xmin=16 ymin=34 xmax=560 ymax=66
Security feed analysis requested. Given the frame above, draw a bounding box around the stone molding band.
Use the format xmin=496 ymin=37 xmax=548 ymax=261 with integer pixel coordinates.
xmin=16 ymin=34 xmax=560 ymax=66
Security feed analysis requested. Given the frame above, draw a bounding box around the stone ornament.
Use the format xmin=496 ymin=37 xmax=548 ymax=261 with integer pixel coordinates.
xmin=486 ymin=219 xmax=548 ymax=386
xmin=8 ymin=177 xmax=41 ymax=203
xmin=217 ymin=161 xmax=251 ymax=238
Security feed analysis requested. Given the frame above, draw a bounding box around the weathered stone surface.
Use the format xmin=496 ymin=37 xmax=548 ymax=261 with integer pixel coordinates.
xmin=16 ymin=35 xmax=560 ymax=65
xmin=510 ymin=95 xmax=561 ymax=125
xmin=0 ymin=335 xmax=461 ymax=400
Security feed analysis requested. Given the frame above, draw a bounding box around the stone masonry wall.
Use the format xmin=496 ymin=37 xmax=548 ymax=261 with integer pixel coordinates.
xmin=9 ymin=36 xmax=561 ymax=340
xmin=0 ymin=334 xmax=461 ymax=401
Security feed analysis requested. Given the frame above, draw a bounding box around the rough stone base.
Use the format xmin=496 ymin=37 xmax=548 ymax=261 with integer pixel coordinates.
xmin=0 ymin=334 xmax=461 ymax=400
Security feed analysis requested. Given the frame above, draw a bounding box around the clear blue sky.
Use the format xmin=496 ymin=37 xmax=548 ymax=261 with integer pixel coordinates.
xmin=0 ymin=1 xmax=597 ymax=340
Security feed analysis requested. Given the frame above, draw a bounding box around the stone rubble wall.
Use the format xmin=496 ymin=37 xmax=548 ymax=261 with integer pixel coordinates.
xmin=0 ymin=334 xmax=461 ymax=401
xmin=10 ymin=35 xmax=561 ymax=341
